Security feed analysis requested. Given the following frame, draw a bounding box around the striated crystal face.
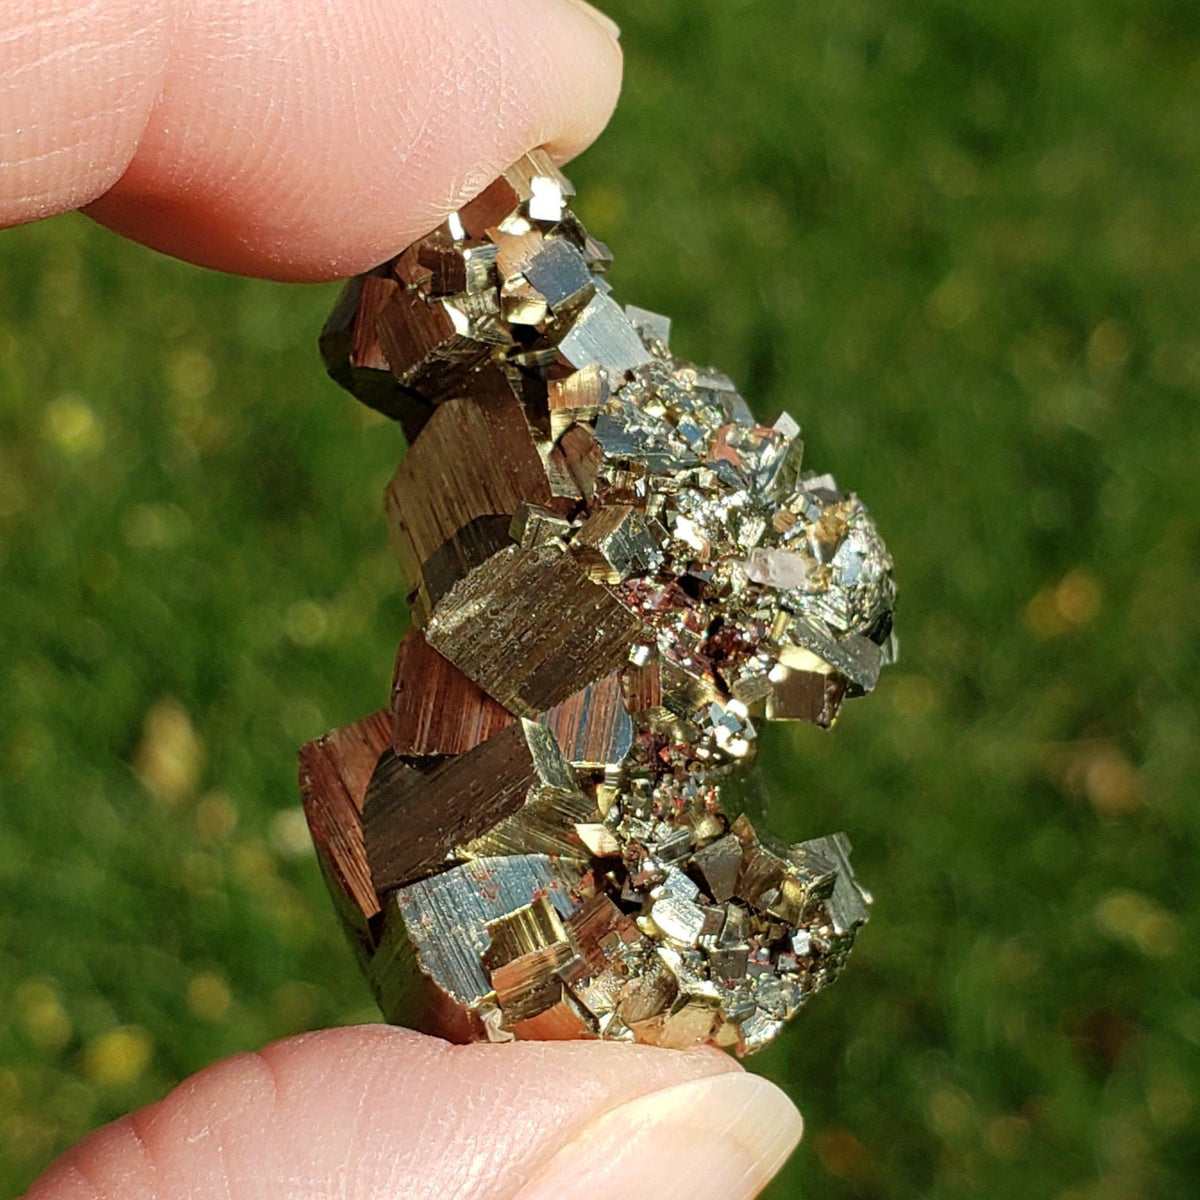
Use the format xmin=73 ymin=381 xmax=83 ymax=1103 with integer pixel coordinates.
xmin=301 ymin=151 xmax=896 ymax=1056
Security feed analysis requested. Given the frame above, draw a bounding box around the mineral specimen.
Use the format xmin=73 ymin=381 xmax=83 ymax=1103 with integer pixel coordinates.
xmin=302 ymin=151 xmax=895 ymax=1056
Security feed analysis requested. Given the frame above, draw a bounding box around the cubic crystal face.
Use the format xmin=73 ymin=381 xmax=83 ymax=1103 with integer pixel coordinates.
xmin=302 ymin=153 xmax=895 ymax=1056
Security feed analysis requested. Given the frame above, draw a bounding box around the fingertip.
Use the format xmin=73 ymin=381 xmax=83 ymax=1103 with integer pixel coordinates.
xmin=83 ymin=0 xmax=624 ymax=280
xmin=22 ymin=1027 xmax=751 ymax=1200
xmin=562 ymin=0 xmax=621 ymax=42
xmin=514 ymin=1073 xmax=802 ymax=1200
xmin=536 ymin=0 xmax=624 ymax=159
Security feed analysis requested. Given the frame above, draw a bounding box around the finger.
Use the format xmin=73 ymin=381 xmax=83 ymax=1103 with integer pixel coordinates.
xmin=22 ymin=1025 xmax=801 ymax=1200
xmin=0 ymin=0 xmax=622 ymax=280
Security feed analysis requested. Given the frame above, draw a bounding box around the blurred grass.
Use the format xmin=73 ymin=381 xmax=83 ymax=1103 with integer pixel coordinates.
xmin=1 ymin=0 xmax=1198 ymax=1196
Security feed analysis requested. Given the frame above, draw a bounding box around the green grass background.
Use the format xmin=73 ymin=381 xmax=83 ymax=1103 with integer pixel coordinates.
xmin=2 ymin=0 xmax=1198 ymax=1195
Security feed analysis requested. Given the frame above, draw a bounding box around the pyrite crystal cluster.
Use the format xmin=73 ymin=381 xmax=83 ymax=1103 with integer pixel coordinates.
xmin=300 ymin=152 xmax=896 ymax=1055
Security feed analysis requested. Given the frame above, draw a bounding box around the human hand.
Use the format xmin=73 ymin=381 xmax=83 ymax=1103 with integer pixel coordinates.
xmin=3 ymin=0 xmax=622 ymax=281
xmin=3 ymin=1 xmax=803 ymax=1196
xmin=25 ymin=1026 xmax=801 ymax=1199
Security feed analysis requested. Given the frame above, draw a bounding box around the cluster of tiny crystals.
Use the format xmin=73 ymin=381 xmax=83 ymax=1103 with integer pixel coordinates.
xmin=301 ymin=151 xmax=896 ymax=1055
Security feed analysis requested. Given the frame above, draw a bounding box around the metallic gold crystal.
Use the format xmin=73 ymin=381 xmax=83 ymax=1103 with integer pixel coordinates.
xmin=306 ymin=150 xmax=897 ymax=1056
xmin=424 ymin=542 xmax=643 ymax=718
xmin=363 ymin=718 xmax=582 ymax=892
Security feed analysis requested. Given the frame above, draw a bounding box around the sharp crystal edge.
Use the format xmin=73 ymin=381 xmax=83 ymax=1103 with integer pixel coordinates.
xmin=301 ymin=151 xmax=896 ymax=1056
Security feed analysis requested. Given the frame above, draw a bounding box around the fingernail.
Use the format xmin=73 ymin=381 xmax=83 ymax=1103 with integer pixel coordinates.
xmin=565 ymin=0 xmax=621 ymax=39
xmin=514 ymin=1071 xmax=802 ymax=1200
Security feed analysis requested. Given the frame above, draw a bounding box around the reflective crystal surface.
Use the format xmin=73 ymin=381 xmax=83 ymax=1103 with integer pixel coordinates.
xmin=303 ymin=153 xmax=896 ymax=1055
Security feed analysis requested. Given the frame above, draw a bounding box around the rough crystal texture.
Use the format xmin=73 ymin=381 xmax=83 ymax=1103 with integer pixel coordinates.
xmin=304 ymin=152 xmax=896 ymax=1056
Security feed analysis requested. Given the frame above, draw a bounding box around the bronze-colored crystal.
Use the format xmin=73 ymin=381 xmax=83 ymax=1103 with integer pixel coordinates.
xmin=621 ymin=659 xmax=663 ymax=714
xmin=564 ymin=893 xmax=639 ymax=976
xmin=491 ymin=941 xmax=577 ymax=1024
xmin=457 ymin=148 xmax=574 ymax=237
xmin=319 ymin=272 xmax=433 ymax=438
xmin=509 ymin=502 xmax=573 ymax=549
xmin=548 ymin=364 xmax=609 ymax=438
xmin=692 ymin=832 xmax=744 ymax=904
xmin=485 ymin=897 xmax=580 ymax=1025
xmin=546 ymin=423 xmax=604 ymax=502
xmin=384 ymin=391 xmax=552 ymax=620
xmin=390 ymin=628 xmax=515 ymax=756
xmin=375 ymin=285 xmax=490 ymax=399
xmin=764 ymin=665 xmax=849 ymax=727
xmin=298 ymin=710 xmax=391 ymax=947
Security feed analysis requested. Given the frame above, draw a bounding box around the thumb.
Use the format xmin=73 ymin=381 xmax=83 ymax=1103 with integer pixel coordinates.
xmin=23 ymin=1026 xmax=802 ymax=1200
xmin=1 ymin=0 xmax=622 ymax=280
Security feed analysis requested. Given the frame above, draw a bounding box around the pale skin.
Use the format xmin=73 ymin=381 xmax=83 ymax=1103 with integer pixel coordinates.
xmin=3 ymin=2 xmax=804 ymax=1196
